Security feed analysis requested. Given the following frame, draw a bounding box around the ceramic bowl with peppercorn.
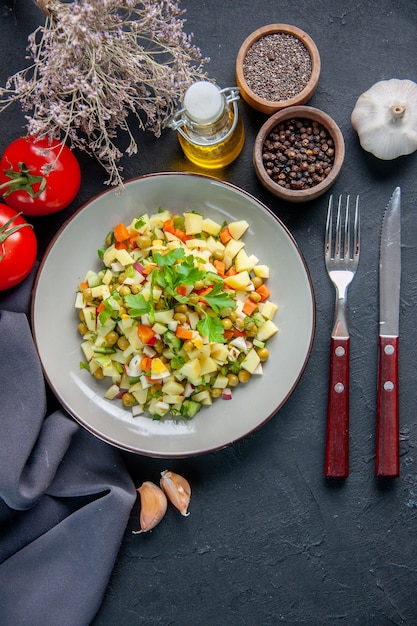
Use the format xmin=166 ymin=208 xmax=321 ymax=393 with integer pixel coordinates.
xmin=253 ymin=106 xmax=345 ymax=203
xmin=236 ymin=24 xmax=321 ymax=114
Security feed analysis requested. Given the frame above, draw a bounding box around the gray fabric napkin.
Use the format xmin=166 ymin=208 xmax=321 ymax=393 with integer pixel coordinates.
xmin=0 ymin=267 xmax=137 ymax=625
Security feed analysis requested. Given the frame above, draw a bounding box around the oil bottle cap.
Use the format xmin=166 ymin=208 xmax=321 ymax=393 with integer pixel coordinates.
xmin=183 ymin=81 xmax=224 ymax=125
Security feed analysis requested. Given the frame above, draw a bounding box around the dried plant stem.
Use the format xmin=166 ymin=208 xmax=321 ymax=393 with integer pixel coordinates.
xmin=33 ymin=0 xmax=51 ymax=14
xmin=0 ymin=1 xmax=208 ymax=187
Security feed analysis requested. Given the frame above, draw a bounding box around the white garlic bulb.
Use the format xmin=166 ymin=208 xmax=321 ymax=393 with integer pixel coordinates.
xmin=351 ymin=78 xmax=417 ymax=159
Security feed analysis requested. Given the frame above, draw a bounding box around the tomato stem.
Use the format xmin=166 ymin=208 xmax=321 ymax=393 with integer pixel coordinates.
xmin=0 ymin=161 xmax=47 ymax=199
xmin=0 ymin=213 xmax=34 ymax=262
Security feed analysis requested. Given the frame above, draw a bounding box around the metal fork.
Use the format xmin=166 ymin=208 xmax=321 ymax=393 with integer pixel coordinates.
xmin=324 ymin=194 xmax=360 ymax=478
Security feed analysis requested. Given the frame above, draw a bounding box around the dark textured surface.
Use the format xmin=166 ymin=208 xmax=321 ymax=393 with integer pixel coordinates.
xmin=2 ymin=1 xmax=417 ymax=624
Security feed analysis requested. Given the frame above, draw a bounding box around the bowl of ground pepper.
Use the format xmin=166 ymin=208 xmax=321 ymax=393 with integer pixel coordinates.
xmin=236 ymin=24 xmax=321 ymax=114
xmin=253 ymin=106 xmax=345 ymax=202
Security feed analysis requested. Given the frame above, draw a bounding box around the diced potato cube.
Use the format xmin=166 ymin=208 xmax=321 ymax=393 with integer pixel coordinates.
xmin=154 ymin=310 xmax=174 ymax=324
xmin=81 ymin=340 xmax=94 ymax=361
xmin=178 ymin=358 xmax=202 ymax=386
xmin=152 ymin=322 xmax=168 ymax=335
xmin=241 ymin=348 xmax=261 ymax=374
xmin=186 ymin=238 xmax=207 ymax=250
xmin=192 ymin=390 xmax=212 ymax=405
xmin=102 ymin=269 xmax=113 ymax=285
xmin=224 ymin=270 xmax=251 ymax=291
xmin=165 ymin=231 xmax=182 ymax=243
xmin=163 ymin=394 xmax=186 ymax=404
xmin=199 ymin=356 xmax=218 ymax=376
xmin=162 ymin=380 xmax=185 ymax=395
xmin=202 ymin=218 xmax=222 ymax=236
xmin=212 ymin=374 xmax=229 ymax=389
xmin=205 ymin=236 xmax=225 ymax=256
xmin=115 ymin=248 xmax=135 ymax=266
xmin=258 ymin=301 xmax=278 ymax=320
xmin=210 ymin=343 xmax=229 ymax=363
xmin=83 ymin=306 xmax=97 ymax=332
xmin=253 ymin=264 xmax=270 ymax=279
xmin=166 ymin=238 xmax=182 ymax=248
xmin=187 ymin=310 xmax=199 ymax=330
xmin=129 ymin=214 xmax=149 ymax=234
xmin=103 ymin=244 xmax=117 ymax=267
xmin=132 ymin=387 xmax=149 ymax=406
xmin=187 ymin=343 xmax=211 ymax=360
xmin=104 ymin=384 xmax=120 ymax=400
xmin=235 ymin=249 xmax=258 ymax=272
xmin=228 ymin=220 xmax=249 ymax=240
xmin=148 ymin=398 xmax=170 ymax=417
xmin=256 ymin=320 xmax=279 ymax=342
xmin=75 ymin=292 xmax=85 ymax=309
xmin=140 ymin=286 xmax=162 ymax=301
xmin=149 ymin=211 xmax=172 ymax=228
xmin=184 ymin=212 xmax=203 ymax=235
xmin=91 ymin=284 xmax=110 ymax=300
xmin=223 ymin=238 xmax=245 ymax=260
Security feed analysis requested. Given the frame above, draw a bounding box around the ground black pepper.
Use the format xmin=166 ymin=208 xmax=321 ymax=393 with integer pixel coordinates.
xmin=243 ymin=33 xmax=312 ymax=101
xmin=262 ymin=118 xmax=335 ymax=190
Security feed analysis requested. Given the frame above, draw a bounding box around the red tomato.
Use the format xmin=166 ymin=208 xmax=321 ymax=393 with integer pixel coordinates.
xmin=0 ymin=204 xmax=37 ymax=290
xmin=0 ymin=136 xmax=81 ymax=216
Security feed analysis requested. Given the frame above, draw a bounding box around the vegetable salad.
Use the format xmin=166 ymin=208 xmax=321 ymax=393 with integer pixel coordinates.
xmin=75 ymin=210 xmax=278 ymax=420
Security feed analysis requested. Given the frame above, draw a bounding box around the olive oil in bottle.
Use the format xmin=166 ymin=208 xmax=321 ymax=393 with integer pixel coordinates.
xmin=169 ymin=81 xmax=245 ymax=169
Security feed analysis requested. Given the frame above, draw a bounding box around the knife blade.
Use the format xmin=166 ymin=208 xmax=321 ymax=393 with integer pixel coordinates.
xmin=375 ymin=186 xmax=401 ymax=477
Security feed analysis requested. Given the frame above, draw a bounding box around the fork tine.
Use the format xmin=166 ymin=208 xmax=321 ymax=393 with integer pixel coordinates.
xmin=335 ymin=195 xmax=344 ymax=259
xmin=325 ymin=195 xmax=333 ymax=257
xmin=343 ymin=195 xmax=350 ymax=259
xmin=353 ymin=195 xmax=360 ymax=259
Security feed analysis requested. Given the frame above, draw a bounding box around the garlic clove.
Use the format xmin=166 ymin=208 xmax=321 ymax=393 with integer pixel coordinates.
xmin=351 ymin=78 xmax=417 ymax=160
xmin=136 ymin=481 xmax=168 ymax=533
xmin=160 ymin=470 xmax=191 ymax=517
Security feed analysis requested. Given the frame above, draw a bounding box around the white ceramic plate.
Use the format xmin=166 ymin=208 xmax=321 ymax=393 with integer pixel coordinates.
xmin=32 ymin=173 xmax=315 ymax=457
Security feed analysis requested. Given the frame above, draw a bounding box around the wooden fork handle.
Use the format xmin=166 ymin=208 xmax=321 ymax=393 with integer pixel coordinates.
xmin=375 ymin=336 xmax=399 ymax=477
xmin=325 ymin=336 xmax=349 ymax=478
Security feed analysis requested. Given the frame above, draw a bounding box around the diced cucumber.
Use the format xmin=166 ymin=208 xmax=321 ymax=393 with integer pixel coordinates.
xmin=180 ymin=399 xmax=202 ymax=419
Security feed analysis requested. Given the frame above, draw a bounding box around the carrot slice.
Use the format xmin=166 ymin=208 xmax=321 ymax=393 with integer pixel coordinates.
xmin=163 ymin=218 xmax=187 ymax=242
xmin=140 ymin=356 xmax=152 ymax=372
xmin=175 ymin=326 xmax=193 ymax=340
xmin=220 ymin=227 xmax=232 ymax=243
xmin=195 ymin=286 xmax=213 ymax=297
xmin=255 ymin=284 xmax=270 ymax=302
xmin=137 ymin=323 xmax=156 ymax=345
xmin=242 ymin=298 xmax=258 ymax=316
xmin=113 ymin=223 xmax=130 ymax=242
xmin=176 ymin=285 xmax=187 ymax=296
xmin=163 ymin=218 xmax=176 ymax=235
xmin=213 ymin=259 xmax=226 ymax=276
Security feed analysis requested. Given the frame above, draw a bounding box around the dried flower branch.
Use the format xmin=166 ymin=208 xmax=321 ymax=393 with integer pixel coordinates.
xmin=0 ymin=0 xmax=208 ymax=186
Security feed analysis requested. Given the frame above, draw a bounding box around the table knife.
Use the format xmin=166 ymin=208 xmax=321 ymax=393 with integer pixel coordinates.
xmin=375 ymin=187 xmax=401 ymax=477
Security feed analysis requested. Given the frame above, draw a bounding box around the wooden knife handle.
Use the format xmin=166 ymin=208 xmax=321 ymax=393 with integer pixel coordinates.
xmin=375 ymin=335 xmax=400 ymax=477
xmin=325 ymin=336 xmax=349 ymax=478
